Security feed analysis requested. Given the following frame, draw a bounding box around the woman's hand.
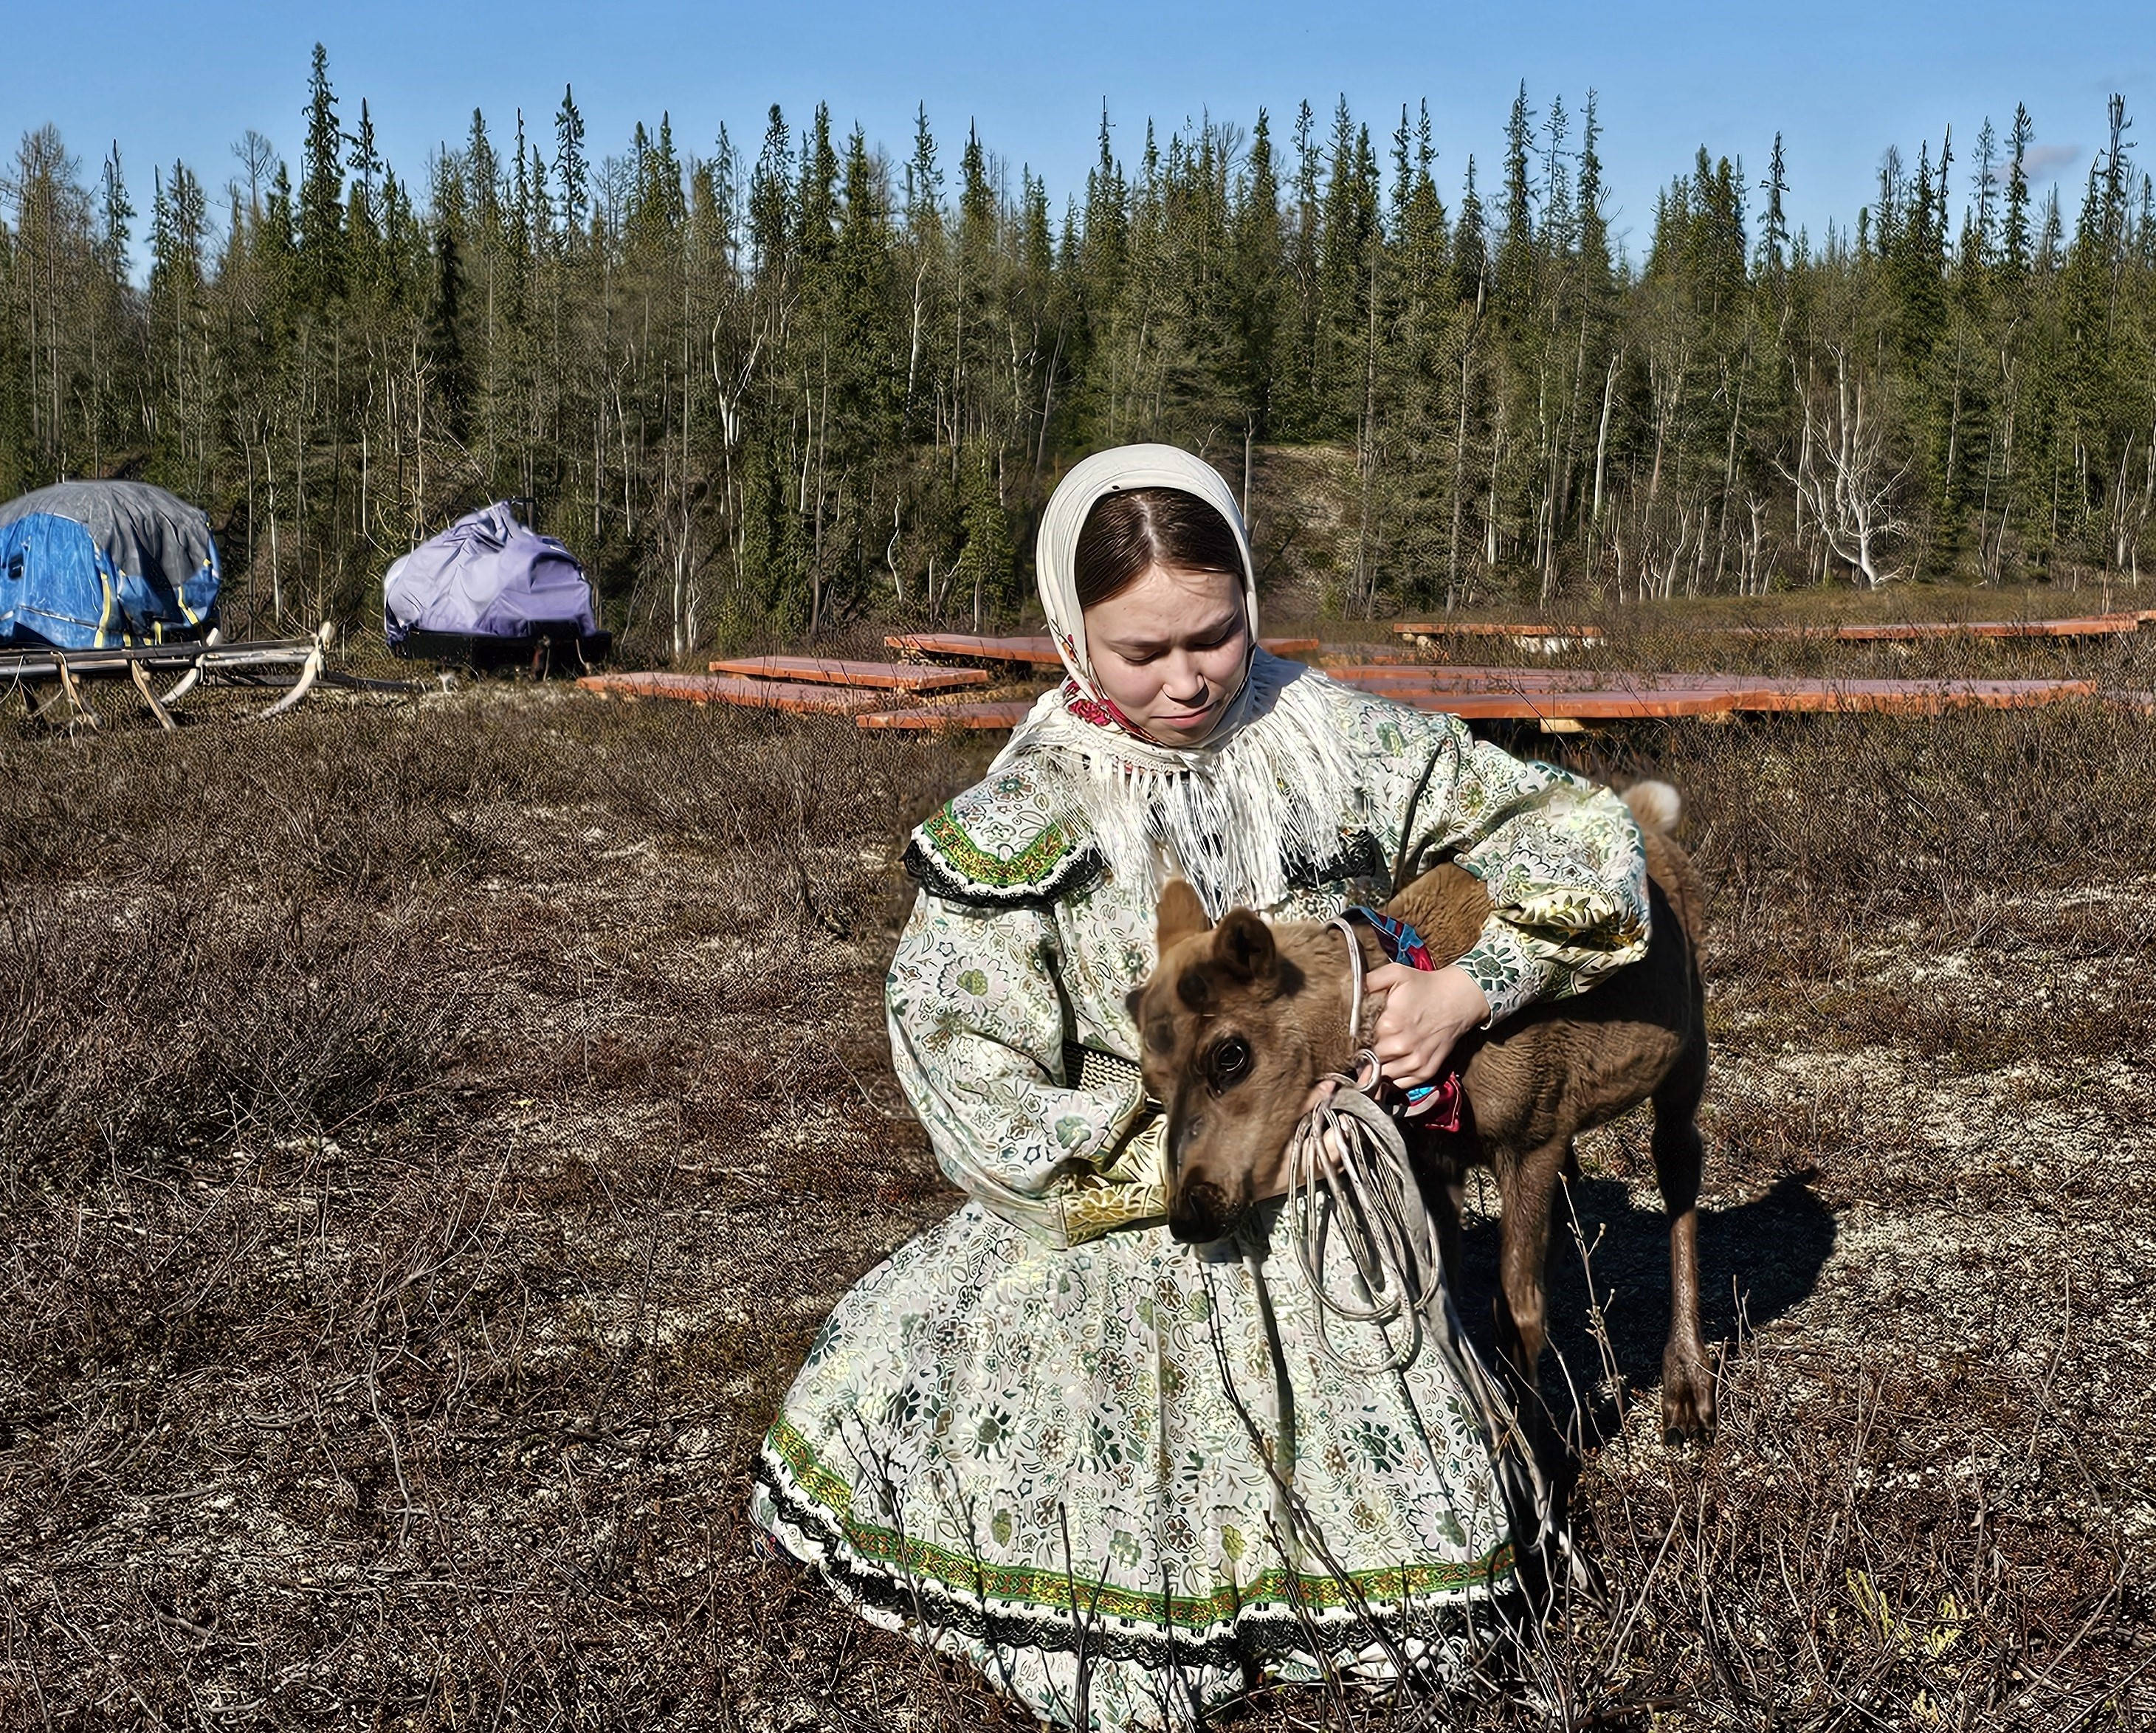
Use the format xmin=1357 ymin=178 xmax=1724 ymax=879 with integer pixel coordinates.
xmin=1367 ymin=962 xmax=1490 ymax=1089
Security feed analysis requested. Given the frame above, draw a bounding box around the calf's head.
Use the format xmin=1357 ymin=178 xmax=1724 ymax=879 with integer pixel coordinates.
xmin=1129 ymin=881 xmax=1338 ymax=1243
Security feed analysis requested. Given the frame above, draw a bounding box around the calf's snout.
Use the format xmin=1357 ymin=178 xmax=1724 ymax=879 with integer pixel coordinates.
xmin=1169 ymin=1178 xmax=1234 ymax=1244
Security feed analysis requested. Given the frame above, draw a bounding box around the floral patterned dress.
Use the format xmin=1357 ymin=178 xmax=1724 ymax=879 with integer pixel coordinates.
xmin=751 ymin=667 xmax=1652 ymax=1730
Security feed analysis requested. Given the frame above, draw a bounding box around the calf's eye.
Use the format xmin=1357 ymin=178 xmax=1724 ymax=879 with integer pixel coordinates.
xmin=1210 ymin=1036 xmax=1253 ymax=1087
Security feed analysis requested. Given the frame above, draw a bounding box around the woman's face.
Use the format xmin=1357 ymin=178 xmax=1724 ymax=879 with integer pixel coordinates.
xmin=1082 ymin=563 xmax=1250 ymax=745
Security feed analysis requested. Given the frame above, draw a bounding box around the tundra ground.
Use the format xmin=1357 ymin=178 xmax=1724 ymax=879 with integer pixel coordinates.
xmin=2 ymin=613 xmax=2153 ymax=1729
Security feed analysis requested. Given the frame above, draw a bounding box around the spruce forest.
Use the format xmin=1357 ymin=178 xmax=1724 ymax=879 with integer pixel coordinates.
xmin=4 ymin=49 xmax=2155 ymax=650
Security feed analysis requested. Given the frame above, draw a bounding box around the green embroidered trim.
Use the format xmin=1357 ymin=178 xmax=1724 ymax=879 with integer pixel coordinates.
xmin=771 ymin=1413 xmax=855 ymax=1519
xmin=763 ymin=1417 xmax=1512 ymax=1622
xmin=923 ymin=807 xmax=1072 ymax=888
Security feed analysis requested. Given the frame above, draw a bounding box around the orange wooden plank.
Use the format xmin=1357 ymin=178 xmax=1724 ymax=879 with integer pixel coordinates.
xmin=1715 ymin=683 xmax=1890 ymax=712
xmin=576 ymin=672 xmax=879 ymax=714
xmin=1346 ymin=665 xmax=2093 ymax=692
xmin=1970 ymin=616 xmax=2135 ymax=637
xmin=1714 ymin=616 xmax=2134 ymax=641
xmin=1340 ymin=668 xmax=2097 ymax=717
xmin=1385 ymin=689 xmax=1739 ymax=721
xmin=886 ymin=632 xmax=1320 ymax=666
xmin=1337 ymin=665 xmax=1627 ymax=689
xmin=855 ymin=701 xmax=1037 ymax=731
xmin=860 ymin=689 xmax=1695 ymax=726
xmin=1786 ymin=679 xmax=2095 ymax=712
xmin=845 ymin=672 xmax=2098 ymax=730
xmin=706 ymin=655 xmax=990 ymax=691
xmin=1391 ymin=621 xmax=1604 ymax=644
xmin=886 ymin=633 xmax=1064 ymax=666
xmin=1691 ymin=678 xmax=2094 ymax=714
xmin=1337 ymin=666 xmax=1757 ymax=695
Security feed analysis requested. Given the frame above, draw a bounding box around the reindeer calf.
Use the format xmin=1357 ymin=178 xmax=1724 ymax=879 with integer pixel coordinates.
xmin=1130 ymin=782 xmax=1715 ymax=1440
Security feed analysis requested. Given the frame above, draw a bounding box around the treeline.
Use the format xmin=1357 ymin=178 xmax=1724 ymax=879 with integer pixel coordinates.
xmin=2 ymin=50 xmax=2154 ymax=647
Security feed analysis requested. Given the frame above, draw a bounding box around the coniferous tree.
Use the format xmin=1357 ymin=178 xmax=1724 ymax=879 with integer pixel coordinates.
xmin=1495 ymin=83 xmax=1536 ymax=325
xmin=0 ymin=218 xmax=36 ymax=496
xmin=5 ymin=77 xmax=2155 ymax=641
xmin=554 ymin=87 xmax=588 ymax=244
xmin=427 ymin=189 xmax=471 ymax=441
xmin=297 ymin=44 xmax=345 ymax=311
xmin=96 ymin=144 xmax=132 ymax=282
xmin=2003 ymin=109 xmax=2035 ymax=282
xmin=1231 ymin=108 xmax=1282 ymax=437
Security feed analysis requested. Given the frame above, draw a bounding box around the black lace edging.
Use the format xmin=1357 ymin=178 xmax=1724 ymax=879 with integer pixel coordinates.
xmin=900 ymin=834 xmax=1106 ymax=910
xmin=750 ymin=1450 xmax=1502 ymax=1674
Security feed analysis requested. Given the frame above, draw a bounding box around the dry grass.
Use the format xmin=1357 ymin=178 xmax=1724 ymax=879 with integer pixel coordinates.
xmin=1 ymin=621 xmax=2153 ymax=1730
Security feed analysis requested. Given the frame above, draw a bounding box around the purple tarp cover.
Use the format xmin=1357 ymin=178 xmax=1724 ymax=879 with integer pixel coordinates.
xmin=383 ymin=503 xmax=597 ymax=642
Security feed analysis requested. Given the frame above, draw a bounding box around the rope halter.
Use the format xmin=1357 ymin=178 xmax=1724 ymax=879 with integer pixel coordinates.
xmin=1248 ymin=912 xmax=1561 ymax=1565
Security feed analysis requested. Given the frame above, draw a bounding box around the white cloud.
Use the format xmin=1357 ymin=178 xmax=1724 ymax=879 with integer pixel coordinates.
xmin=2022 ymin=142 xmax=2081 ymax=180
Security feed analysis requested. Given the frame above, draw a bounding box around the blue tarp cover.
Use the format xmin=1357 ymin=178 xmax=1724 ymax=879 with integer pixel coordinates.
xmin=383 ymin=503 xmax=597 ymax=644
xmin=0 ymin=480 xmax=221 ymax=650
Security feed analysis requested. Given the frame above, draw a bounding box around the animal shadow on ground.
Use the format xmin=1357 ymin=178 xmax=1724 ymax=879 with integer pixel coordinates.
xmin=1450 ymin=1168 xmax=1837 ymax=1444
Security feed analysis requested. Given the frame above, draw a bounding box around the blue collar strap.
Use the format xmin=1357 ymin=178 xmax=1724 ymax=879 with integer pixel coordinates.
xmin=1345 ymin=906 xmax=1435 ymax=973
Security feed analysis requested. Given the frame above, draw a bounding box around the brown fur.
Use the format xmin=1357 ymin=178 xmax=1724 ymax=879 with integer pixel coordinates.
xmin=1130 ymin=782 xmax=1715 ymax=1441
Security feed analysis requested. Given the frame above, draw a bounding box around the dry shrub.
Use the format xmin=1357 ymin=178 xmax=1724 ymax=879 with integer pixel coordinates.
xmin=0 ymin=892 xmax=476 ymax=1180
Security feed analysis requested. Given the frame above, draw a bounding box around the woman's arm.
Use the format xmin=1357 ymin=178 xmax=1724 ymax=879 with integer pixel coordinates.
xmin=1365 ymin=703 xmax=1653 ymax=1027
xmin=885 ymin=891 xmax=1165 ymax=1246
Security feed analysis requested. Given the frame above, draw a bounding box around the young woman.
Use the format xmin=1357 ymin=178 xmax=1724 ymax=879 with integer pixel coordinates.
xmin=752 ymin=444 xmax=1653 ymax=1729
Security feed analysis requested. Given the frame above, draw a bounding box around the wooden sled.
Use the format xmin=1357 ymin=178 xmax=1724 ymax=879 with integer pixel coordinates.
xmin=0 ymin=624 xmax=414 ymax=728
xmin=388 ymin=621 xmax=612 ymax=678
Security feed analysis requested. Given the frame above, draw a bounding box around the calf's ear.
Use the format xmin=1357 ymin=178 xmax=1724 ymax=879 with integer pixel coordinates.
xmin=1214 ymin=909 xmax=1278 ymax=985
xmin=1155 ymin=879 xmax=1210 ymax=954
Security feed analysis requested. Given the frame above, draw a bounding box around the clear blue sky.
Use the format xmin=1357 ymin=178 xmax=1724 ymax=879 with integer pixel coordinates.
xmin=10 ymin=0 xmax=2148 ymax=272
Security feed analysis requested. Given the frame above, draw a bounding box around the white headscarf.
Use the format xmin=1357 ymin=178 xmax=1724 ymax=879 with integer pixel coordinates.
xmin=993 ymin=443 xmax=1358 ymax=916
xmin=1033 ymin=442 xmax=1261 ymax=737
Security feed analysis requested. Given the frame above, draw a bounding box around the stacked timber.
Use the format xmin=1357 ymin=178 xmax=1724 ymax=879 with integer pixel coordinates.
xmin=578 ymin=635 xmax=1318 ymax=726
xmin=578 ymin=655 xmax=991 ymax=715
xmin=576 ymin=619 xmax=2129 ymax=731
xmin=705 ymin=655 xmax=990 ymax=692
xmin=1329 ymin=664 xmax=2100 ymax=721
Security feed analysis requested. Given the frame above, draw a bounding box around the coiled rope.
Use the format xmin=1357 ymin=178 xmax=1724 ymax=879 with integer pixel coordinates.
xmin=1284 ymin=917 xmax=1449 ymax=1376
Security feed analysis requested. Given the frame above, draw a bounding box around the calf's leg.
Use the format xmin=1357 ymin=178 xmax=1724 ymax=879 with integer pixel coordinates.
xmin=1652 ymin=1044 xmax=1715 ymax=1439
xmin=1408 ymin=1137 xmax=1470 ymax=1299
xmin=1492 ymin=1138 xmax=1571 ymax=1439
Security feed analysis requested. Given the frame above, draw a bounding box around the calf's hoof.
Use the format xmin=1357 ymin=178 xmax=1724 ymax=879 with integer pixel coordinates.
xmin=1660 ymin=1348 xmax=1717 ymax=1442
